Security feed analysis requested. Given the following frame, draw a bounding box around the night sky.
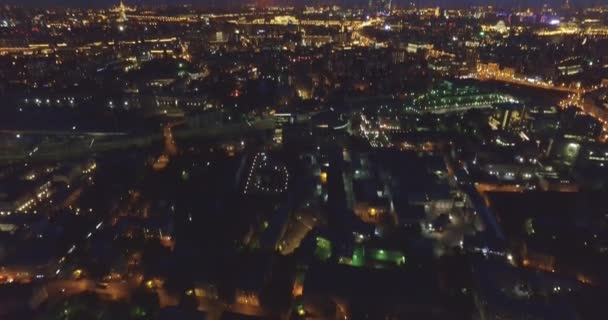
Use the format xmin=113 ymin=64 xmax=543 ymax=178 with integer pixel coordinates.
xmin=2 ymin=0 xmax=602 ymax=9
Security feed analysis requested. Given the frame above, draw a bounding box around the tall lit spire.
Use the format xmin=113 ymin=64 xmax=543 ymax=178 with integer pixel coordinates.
xmin=118 ymin=0 xmax=128 ymax=23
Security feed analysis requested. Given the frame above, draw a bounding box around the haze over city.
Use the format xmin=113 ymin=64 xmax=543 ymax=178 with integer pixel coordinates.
xmin=4 ymin=0 xmax=603 ymax=9
xmin=0 ymin=0 xmax=607 ymax=319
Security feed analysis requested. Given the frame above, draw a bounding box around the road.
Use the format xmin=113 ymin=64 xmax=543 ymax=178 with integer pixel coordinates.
xmin=45 ymin=277 xmax=180 ymax=309
xmin=559 ymin=89 xmax=608 ymax=141
xmin=474 ymin=183 xmax=526 ymax=194
xmin=153 ymin=120 xmax=183 ymax=170
xmin=422 ymin=205 xmax=477 ymax=257
xmin=164 ymin=121 xmax=183 ymax=157
xmin=444 ymin=156 xmax=507 ymax=249
xmin=43 ymin=277 xmax=271 ymax=320
xmin=581 ymin=91 xmax=608 ymax=141
xmin=351 ymin=17 xmax=384 ymax=46
xmin=46 ymin=279 xmax=133 ymax=301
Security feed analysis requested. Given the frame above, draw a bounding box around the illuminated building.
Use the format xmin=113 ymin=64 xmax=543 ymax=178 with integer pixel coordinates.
xmin=409 ymin=83 xmax=518 ymax=114
xmin=311 ymin=111 xmax=350 ymax=135
xmin=528 ymin=106 xmax=561 ymax=136
xmin=578 ymin=143 xmax=608 ymax=168
xmin=557 ymin=57 xmax=583 ymax=76
xmin=481 ymin=20 xmax=509 ymax=34
xmin=406 ymin=42 xmax=433 ymax=54
xmin=110 ymin=1 xmax=135 ymax=23
xmin=548 ymin=139 xmax=583 ymax=166
xmin=489 ymin=103 xmax=527 ymax=132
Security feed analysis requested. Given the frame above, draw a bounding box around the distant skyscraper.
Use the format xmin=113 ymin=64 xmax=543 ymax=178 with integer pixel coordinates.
xmin=563 ymin=0 xmax=571 ymax=10
xmin=368 ymin=0 xmax=392 ymax=15
xmin=118 ymin=1 xmax=128 ymax=22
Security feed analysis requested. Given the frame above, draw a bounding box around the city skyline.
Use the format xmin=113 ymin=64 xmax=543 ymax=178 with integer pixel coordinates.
xmin=0 ymin=1 xmax=607 ymax=320
xmin=1 ymin=0 xmax=603 ymax=8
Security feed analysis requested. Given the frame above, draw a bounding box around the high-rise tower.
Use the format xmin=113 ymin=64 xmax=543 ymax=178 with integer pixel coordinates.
xmin=368 ymin=0 xmax=392 ymax=16
xmin=118 ymin=1 xmax=128 ymax=22
xmin=110 ymin=1 xmax=135 ymax=23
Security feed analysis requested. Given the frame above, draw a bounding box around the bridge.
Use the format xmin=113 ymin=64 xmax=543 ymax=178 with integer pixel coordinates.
xmin=0 ymin=130 xmax=127 ymax=137
xmin=473 ymin=70 xmax=585 ymax=94
xmin=0 ymin=119 xmax=276 ymax=165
